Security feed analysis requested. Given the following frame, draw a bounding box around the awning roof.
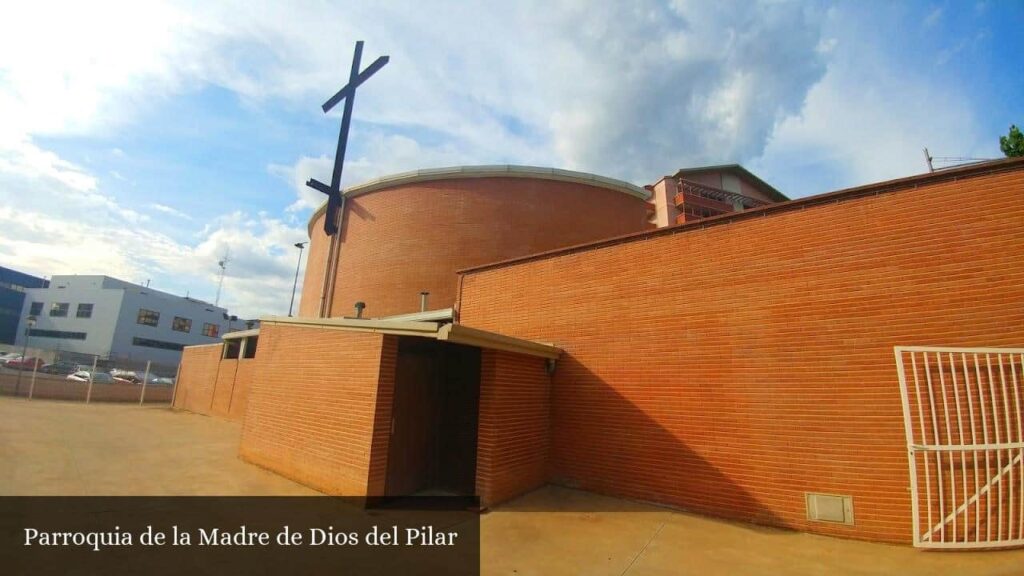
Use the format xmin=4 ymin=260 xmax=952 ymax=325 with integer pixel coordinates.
xmin=222 ymin=328 xmax=260 ymax=340
xmin=378 ymin=307 xmax=454 ymax=322
xmin=257 ymin=316 xmax=561 ymax=359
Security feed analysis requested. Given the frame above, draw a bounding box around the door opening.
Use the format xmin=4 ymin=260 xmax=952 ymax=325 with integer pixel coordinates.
xmin=386 ymin=337 xmax=480 ymax=497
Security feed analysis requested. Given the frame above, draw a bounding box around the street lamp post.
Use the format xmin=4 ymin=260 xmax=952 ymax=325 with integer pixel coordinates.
xmin=15 ymin=315 xmax=37 ymax=396
xmin=288 ymin=242 xmax=308 ymax=317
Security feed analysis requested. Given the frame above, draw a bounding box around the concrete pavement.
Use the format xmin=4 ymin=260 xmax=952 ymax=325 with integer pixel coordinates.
xmin=0 ymin=396 xmax=315 ymax=495
xmin=2 ymin=396 xmax=1022 ymax=574
xmin=483 ymin=486 xmax=1024 ymax=575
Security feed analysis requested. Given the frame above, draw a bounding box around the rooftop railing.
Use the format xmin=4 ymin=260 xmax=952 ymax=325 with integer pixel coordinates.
xmin=675 ymin=179 xmax=769 ymax=210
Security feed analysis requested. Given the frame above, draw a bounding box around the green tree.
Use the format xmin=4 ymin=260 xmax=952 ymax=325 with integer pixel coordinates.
xmin=1001 ymin=124 xmax=1024 ymax=157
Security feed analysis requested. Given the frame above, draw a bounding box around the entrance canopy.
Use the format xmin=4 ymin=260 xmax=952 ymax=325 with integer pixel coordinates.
xmin=256 ymin=315 xmax=561 ymax=359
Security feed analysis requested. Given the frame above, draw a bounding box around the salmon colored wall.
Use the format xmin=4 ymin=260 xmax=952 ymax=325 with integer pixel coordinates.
xmin=173 ymin=346 xmax=254 ymax=422
xmin=476 ymin=349 xmax=551 ymax=508
xmin=457 ymin=166 xmax=1024 ymax=544
xmin=300 ymin=177 xmax=650 ymax=319
xmin=366 ymin=335 xmax=398 ymax=497
xmin=229 ymin=359 xmax=254 ymax=421
xmin=209 ymin=358 xmax=238 ymax=418
xmin=173 ymin=344 xmax=223 ymax=414
xmin=238 ymin=324 xmax=392 ymax=495
xmin=298 ymin=218 xmax=330 ymax=317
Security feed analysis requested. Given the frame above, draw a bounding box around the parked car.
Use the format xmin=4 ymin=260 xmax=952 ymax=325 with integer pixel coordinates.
xmin=151 ymin=377 xmax=175 ymax=386
xmin=39 ymin=361 xmax=79 ymax=375
xmin=67 ymin=371 xmax=116 ymax=384
xmin=0 ymin=352 xmax=22 ymax=363
xmin=4 ymin=357 xmax=44 ymax=370
xmin=109 ymin=369 xmax=140 ymax=383
xmin=139 ymin=374 xmax=165 ymax=386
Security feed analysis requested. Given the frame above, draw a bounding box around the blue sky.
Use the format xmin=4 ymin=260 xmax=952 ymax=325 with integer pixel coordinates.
xmin=0 ymin=1 xmax=1021 ymax=318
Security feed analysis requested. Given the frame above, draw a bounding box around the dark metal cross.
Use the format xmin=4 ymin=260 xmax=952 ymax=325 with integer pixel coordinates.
xmin=306 ymin=41 xmax=389 ymax=235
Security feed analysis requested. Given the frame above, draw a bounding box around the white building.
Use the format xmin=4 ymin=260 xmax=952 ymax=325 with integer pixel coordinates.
xmin=15 ymin=275 xmax=234 ymax=366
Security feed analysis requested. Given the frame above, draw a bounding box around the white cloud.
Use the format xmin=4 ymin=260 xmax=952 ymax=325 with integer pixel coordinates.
xmin=538 ymin=1 xmax=828 ymax=181
xmin=748 ymin=7 xmax=992 ymax=198
xmin=0 ymin=0 xmax=1003 ymax=317
xmin=268 ymin=155 xmax=333 ymax=213
xmin=269 ymin=132 xmax=483 ymax=213
xmin=182 ymin=211 xmax=309 ymax=317
xmin=150 ymin=203 xmax=193 ymax=220
xmin=5 ymin=1 xmax=830 ymax=187
xmin=924 ymin=6 xmax=944 ymax=28
xmin=0 ymin=138 xmax=97 ymax=192
xmin=0 ymin=2 xmax=193 ymax=142
xmin=0 ymin=145 xmax=303 ymax=318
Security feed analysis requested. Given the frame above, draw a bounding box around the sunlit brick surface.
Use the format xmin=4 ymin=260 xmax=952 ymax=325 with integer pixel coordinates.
xmin=458 ymin=165 xmax=1024 ymax=543
xmin=238 ymin=324 xmax=390 ymax=495
xmin=173 ymin=344 xmax=222 ymax=415
xmin=476 ymin=349 xmax=551 ymax=507
xmin=300 ymin=177 xmax=651 ymax=318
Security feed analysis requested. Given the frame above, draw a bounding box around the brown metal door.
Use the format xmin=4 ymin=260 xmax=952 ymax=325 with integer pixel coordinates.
xmin=386 ymin=350 xmax=438 ymax=496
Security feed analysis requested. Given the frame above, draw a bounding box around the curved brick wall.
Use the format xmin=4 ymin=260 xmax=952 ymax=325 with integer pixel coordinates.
xmin=299 ymin=175 xmax=650 ymax=318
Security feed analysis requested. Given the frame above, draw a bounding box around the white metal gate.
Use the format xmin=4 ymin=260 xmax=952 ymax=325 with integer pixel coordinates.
xmin=895 ymin=346 xmax=1024 ymax=549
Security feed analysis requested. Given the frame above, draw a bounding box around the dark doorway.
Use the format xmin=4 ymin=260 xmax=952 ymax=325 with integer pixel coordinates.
xmin=385 ymin=338 xmax=480 ymax=496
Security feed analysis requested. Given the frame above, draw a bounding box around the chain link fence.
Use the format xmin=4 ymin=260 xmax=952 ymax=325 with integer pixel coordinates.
xmin=0 ymin=343 xmax=179 ymax=406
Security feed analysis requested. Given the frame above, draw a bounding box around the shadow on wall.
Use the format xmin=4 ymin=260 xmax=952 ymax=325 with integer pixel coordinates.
xmin=502 ymin=354 xmax=784 ymax=529
xmin=346 ymin=198 xmax=376 ymax=224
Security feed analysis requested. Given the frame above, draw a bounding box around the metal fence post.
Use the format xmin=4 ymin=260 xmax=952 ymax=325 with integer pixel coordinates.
xmin=139 ymin=361 xmax=151 ymax=406
xmin=28 ymin=360 xmax=38 ymax=400
xmin=169 ymin=362 xmax=182 ymax=408
xmin=85 ymin=356 xmax=97 ymax=404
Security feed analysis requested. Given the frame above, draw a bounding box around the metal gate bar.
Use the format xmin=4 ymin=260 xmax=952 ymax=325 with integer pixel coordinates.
xmin=895 ymin=346 xmax=1024 ymax=549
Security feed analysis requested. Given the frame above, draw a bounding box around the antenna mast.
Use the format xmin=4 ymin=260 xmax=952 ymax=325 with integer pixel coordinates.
xmin=215 ymin=248 xmax=230 ymax=307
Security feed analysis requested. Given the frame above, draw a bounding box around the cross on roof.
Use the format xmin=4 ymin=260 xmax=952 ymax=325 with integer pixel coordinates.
xmin=306 ymin=41 xmax=389 ymax=235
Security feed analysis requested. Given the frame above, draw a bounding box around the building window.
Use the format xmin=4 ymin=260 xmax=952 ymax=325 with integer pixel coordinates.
xmin=50 ymin=302 xmax=69 ymax=317
xmin=223 ymin=339 xmax=241 ymax=359
xmin=172 ymin=316 xmax=192 ymax=333
xmin=202 ymin=323 xmax=219 ymax=338
xmin=243 ymin=335 xmax=259 ymax=359
xmin=28 ymin=329 xmax=87 ymax=340
xmin=137 ymin=308 xmax=160 ymax=327
xmin=76 ymin=303 xmax=94 ymax=318
xmin=131 ymin=337 xmax=185 ymax=351
xmin=29 ymin=302 xmax=43 ymax=316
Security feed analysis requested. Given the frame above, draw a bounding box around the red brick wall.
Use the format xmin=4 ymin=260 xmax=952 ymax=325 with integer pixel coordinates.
xmin=457 ymin=167 xmax=1024 ymax=544
xmin=238 ymin=324 xmax=393 ymax=495
xmin=476 ymin=349 xmax=551 ymax=507
xmin=298 ymin=218 xmax=330 ymax=317
xmin=173 ymin=344 xmax=223 ymax=414
xmin=300 ymin=177 xmax=650 ymax=319
xmin=209 ymin=358 xmax=238 ymax=418
xmin=228 ymin=359 xmax=254 ymax=421
xmin=173 ymin=345 xmax=254 ymax=422
xmin=205 ymin=358 xmax=256 ymax=421
xmin=366 ymin=335 xmax=398 ymax=496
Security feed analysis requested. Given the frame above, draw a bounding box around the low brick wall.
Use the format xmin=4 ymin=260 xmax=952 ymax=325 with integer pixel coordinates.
xmin=173 ymin=344 xmax=255 ymax=422
xmin=239 ymin=324 xmax=393 ymax=496
xmin=172 ymin=343 xmax=222 ymax=415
